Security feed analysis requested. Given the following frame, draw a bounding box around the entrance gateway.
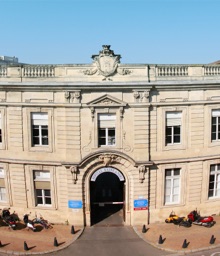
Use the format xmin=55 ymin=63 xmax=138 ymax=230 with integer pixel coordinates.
xmin=90 ymin=167 xmax=125 ymax=226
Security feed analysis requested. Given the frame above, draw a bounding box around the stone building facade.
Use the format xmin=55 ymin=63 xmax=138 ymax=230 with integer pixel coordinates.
xmin=0 ymin=45 xmax=220 ymax=226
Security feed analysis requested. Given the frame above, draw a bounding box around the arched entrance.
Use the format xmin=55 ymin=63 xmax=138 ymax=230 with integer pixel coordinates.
xmin=90 ymin=167 xmax=125 ymax=226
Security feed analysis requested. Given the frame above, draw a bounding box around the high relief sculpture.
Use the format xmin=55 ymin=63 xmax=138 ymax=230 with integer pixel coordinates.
xmin=83 ymin=45 xmax=131 ymax=80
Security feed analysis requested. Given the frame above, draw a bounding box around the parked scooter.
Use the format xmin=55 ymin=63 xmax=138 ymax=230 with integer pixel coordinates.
xmin=1 ymin=208 xmax=17 ymax=229
xmin=32 ymin=214 xmax=52 ymax=229
xmin=23 ymin=213 xmax=36 ymax=231
xmin=165 ymin=211 xmax=180 ymax=223
xmin=188 ymin=209 xmax=215 ymax=227
xmin=165 ymin=211 xmax=191 ymax=227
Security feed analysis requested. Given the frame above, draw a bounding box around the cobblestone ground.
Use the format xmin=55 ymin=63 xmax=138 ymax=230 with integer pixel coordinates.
xmin=136 ymin=215 xmax=220 ymax=252
xmin=0 ymin=222 xmax=82 ymax=254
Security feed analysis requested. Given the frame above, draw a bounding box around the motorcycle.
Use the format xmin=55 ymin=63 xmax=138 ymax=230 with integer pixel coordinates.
xmin=23 ymin=213 xmax=36 ymax=231
xmin=1 ymin=208 xmax=17 ymax=229
xmin=188 ymin=209 xmax=215 ymax=227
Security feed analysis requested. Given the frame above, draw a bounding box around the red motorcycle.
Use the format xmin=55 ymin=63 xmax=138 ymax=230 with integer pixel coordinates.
xmin=188 ymin=209 xmax=215 ymax=227
xmin=1 ymin=208 xmax=17 ymax=229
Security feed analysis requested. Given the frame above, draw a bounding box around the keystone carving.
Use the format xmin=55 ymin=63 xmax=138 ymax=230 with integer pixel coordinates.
xmin=99 ymin=154 xmax=121 ymax=166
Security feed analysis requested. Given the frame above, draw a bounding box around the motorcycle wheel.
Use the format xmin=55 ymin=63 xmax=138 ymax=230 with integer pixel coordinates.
xmin=179 ymin=222 xmax=191 ymax=228
xmin=204 ymin=222 xmax=212 ymax=228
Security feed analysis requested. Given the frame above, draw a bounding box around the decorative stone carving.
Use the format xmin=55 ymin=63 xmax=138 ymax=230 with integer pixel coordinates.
xmin=65 ymin=91 xmax=81 ymax=103
xmin=119 ymin=107 xmax=124 ymax=120
xmin=97 ymin=98 xmax=116 ymax=105
xmin=133 ymin=90 xmax=149 ymax=103
xmin=117 ymin=68 xmax=132 ymax=75
xmin=65 ymin=91 xmax=70 ymax=100
xmin=123 ymin=131 xmax=132 ymax=152
xmin=70 ymin=166 xmax=78 ymax=184
xmin=87 ymin=94 xmax=127 ymax=108
xmin=72 ymin=91 xmax=81 ymax=103
xmin=139 ymin=165 xmax=147 ymax=183
xmin=133 ymin=91 xmax=140 ymax=100
xmin=142 ymin=90 xmax=149 ymax=102
xmin=83 ymin=45 xmax=131 ymax=80
xmin=90 ymin=107 xmax=95 ymax=119
xmin=99 ymin=154 xmax=121 ymax=166
xmin=82 ymin=131 xmax=92 ymax=152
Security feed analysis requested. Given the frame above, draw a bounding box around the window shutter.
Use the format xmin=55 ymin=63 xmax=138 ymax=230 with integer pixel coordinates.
xmin=0 ymin=178 xmax=5 ymax=187
xmin=35 ymin=181 xmax=50 ymax=189
xmin=212 ymin=110 xmax=220 ymax=117
xmin=0 ymin=113 xmax=2 ymax=129
xmin=31 ymin=113 xmax=48 ymax=125
xmin=166 ymin=112 xmax=182 ymax=126
xmin=98 ymin=114 xmax=116 ymax=128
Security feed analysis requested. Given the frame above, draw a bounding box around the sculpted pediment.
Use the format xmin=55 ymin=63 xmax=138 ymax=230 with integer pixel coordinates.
xmin=87 ymin=94 xmax=127 ymax=107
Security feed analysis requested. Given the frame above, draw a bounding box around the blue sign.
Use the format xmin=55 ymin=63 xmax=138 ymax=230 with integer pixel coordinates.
xmin=134 ymin=199 xmax=148 ymax=208
xmin=68 ymin=200 xmax=83 ymax=209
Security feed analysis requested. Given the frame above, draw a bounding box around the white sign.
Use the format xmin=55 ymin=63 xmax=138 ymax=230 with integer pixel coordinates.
xmin=91 ymin=167 xmax=124 ymax=182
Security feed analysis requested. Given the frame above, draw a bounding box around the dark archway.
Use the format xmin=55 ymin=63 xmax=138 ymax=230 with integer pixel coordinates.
xmin=90 ymin=168 xmax=125 ymax=226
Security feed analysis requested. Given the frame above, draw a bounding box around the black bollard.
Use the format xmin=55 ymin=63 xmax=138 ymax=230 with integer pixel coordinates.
xmin=210 ymin=235 xmax=216 ymax=244
xmin=24 ymin=241 xmax=29 ymax=251
xmin=182 ymin=239 xmax=188 ymax=248
xmin=54 ymin=237 xmax=59 ymax=247
xmin=142 ymin=224 xmax=147 ymax=233
xmin=71 ymin=225 xmax=75 ymax=234
xmin=158 ymin=235 xmax=163 ymax=244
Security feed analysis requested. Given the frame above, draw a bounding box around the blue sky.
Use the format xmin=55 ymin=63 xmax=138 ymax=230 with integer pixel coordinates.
xmin=1 ymin=0 xmax=220 ymax=64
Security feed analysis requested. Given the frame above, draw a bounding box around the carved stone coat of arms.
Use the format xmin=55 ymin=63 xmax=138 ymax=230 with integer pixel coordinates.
xmin=83 ymin=45 xmax=131 ymax=80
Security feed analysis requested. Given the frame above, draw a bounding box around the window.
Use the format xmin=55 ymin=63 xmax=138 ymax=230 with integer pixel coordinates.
xmin=34 ymin=171 xmax=51 ymax=206
xmin=98 ymin=114 xmax=116 ymax=146
xmin=164 ymin=168 xmax=180 ymax=204
xmin=31 ymin=113 xmax=48 ymax=146
xmin=166 ymin=112 xmax=181 ymax=145
xmin=0 ymin=187 xmax=6 ymax=201
xmin=0 ymin=168 xmax=6 ymax=202
xmin=208 ymin=164 xmax=220 ymax=198
xmin=211 ymin=110 xmax=220 ymax=142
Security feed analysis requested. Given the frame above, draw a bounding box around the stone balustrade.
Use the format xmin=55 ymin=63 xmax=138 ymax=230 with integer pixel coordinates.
xmin=204 ymin=65 xmax=220 ymax=76
xmin=0 ymin=64 xmax=220 ymax=81
xmin=156 ymin=66 xmax=188 ymax=77
xmin=0 ymin=66 xmax=7 ymax=77
xmin=23 ymin=65 xmax=55 ymax=77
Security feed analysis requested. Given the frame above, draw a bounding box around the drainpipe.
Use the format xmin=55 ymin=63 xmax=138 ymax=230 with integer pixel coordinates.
xmin=147 ymin=79 xmax=152 ymax=225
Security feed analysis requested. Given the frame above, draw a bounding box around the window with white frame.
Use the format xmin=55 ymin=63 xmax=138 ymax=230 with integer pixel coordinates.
xmin=31 ymin=113 xmax=48 ymax=146
xmin=211 ymin=110 xmax=220 ymax=142
xmin=166 ymin=112 xmax=182 ymax=145
xmin=34 ymin=171 xmax=51 ymax=206
xmin=208 ymin=164 xmax=220 ymax=198
xmin=164 ymin=168 xmax=181 ymax=204
xmin=98 ymin=114 xmax=116 ymax=146
xmin=0 ymin=168 xmax=6 ymax=202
